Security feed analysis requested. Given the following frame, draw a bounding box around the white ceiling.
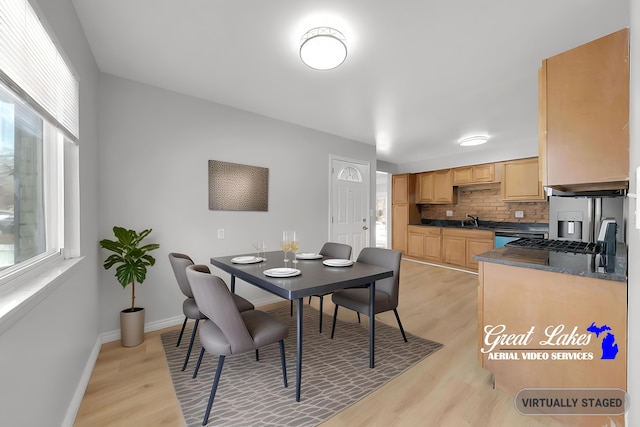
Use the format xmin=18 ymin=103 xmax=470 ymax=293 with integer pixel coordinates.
xmin=71 ymin=0 xmax=629 ymax=171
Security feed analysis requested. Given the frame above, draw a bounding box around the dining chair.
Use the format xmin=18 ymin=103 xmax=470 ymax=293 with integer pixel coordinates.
xmin=330 ymin=247 xmax=408 ymax=343
xmin=169 ymin=253 xmax=254 ymax=371
xmin=303 ymin=242 xmax=352 ymax=332
xmin=186 ymin=264 xmax=289 ymax=426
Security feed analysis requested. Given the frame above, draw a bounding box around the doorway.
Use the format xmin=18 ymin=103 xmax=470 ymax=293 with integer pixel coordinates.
xmin=376 ymin=171 xmax=391 ymax=248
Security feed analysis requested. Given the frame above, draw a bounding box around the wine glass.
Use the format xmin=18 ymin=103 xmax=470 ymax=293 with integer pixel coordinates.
xmin=290 ymin=231 xmax=300 ymax=266
xmin=280 ymin=231 xmax=292 ymax=268
xmin=252 ymin=241 xmax=265 ymax=260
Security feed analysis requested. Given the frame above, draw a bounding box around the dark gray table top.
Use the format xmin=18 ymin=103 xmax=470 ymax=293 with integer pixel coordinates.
xmin=211 ymin=251 xmax=393 ymax=300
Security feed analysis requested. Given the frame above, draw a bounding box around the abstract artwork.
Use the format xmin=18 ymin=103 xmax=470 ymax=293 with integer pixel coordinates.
xmin=208 ymin=160 xmax=268 ymax=211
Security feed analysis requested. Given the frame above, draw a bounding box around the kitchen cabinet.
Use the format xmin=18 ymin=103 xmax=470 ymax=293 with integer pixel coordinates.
xmin=501 ymin=158 xmax=544 ymax=201
xmin=478 ymin=261 xmax=627 ymax=427
xmin=392 ymin=173 xmax=412 ymax=204
xmin=442 ymin=228 xmax=494 ymax=269
xmin=466 ymin=238 xmax=494 ymax=270
xmin=391 ymin=174 xmax=420 ymax=254
xmin=407 ymin=226 xmax=441 ymax=262
xmin=453 ymin=163 xmax=496 ymax=185
xmin=416 ymin=169 xmax=455 ymax=204
xmin=415 ymin=172 xmax=434 ymax=203
xmin=539 ymin=28 xmax=629 ymax=192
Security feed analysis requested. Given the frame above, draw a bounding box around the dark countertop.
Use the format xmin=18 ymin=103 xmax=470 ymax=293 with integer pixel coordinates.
xmin=416 ymin=219 xmax=549 ymax=234
xmin=473 ymin=242 xmax=627 ymax=282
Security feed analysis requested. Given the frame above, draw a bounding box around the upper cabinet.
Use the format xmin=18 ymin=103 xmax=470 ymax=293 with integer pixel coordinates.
xmin=539 ymin=28 xmax=629 ymax=192
xmin=453 ymin=163 xmax=497 ymax=186
xmin=502 ymin=158 xmax=545 ymax=201
xmin=416 ymin=169 xmax=455 ymax=204
xmin=392 ymin=173 xmax=414 ymax=204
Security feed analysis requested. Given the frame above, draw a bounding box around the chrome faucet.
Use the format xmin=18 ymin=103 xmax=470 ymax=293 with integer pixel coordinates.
xmin=467 ymin=214 xmax=479 ymax=227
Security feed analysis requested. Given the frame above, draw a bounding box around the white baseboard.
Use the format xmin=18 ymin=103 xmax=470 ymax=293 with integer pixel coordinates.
xmin=61 ymin=336 xmax=102 ymax=427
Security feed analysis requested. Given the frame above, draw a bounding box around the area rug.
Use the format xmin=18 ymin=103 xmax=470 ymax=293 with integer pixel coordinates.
xmin=161 ymin=305 xmax=443 ymax=427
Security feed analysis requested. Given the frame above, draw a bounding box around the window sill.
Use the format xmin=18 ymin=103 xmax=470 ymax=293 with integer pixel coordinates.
xmin=0 ymin=256 xmax=84 ymax=336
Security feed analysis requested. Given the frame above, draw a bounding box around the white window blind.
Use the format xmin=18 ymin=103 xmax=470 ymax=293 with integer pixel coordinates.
xmin=0 ymin=0 xmax=79 ymax=140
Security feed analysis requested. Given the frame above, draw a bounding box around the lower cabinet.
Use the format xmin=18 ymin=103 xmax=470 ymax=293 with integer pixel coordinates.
xmin=407 ymin=226 xmax=441 ymax=262
xmin=407 ymin=226 xmax=494 ymax=271
xmin=442 ymin=228 xmax=494 ymax=270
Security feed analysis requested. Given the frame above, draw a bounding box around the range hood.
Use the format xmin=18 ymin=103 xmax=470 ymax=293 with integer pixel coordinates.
xmin=545 ymin=187 xmax=627 ymax=198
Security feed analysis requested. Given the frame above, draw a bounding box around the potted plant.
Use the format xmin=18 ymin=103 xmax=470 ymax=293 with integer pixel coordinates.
xmin=100 ymin=226 xmax=160 ymax=347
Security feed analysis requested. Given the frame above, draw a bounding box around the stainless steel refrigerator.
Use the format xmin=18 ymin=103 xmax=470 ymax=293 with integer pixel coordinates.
xmin=548 ymin=195 xmax=626 ymax=244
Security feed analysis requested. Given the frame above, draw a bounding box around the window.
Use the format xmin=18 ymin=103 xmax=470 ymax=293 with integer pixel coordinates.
xmin=0 ymin=0 xmax=79 ymax=285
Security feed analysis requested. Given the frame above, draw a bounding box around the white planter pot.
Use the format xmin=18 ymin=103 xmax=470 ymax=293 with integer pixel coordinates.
xmin=120 ymin=307 xmax=145 ymax=347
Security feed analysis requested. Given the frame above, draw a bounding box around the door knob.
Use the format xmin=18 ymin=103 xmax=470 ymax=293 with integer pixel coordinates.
xmin=362 ymin=225 xmax=368 ymax=230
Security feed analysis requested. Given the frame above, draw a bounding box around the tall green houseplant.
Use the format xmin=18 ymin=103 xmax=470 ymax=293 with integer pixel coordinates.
xmin=100 ymin=226 xmax=160 ymax=311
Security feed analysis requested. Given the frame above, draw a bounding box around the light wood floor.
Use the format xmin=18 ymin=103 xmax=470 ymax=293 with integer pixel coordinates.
xmin=74 ymin=260 xmax=567 ymax=427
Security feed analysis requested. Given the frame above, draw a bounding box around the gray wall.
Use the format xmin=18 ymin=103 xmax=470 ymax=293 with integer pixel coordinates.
xmin=97 ymin=74 xmax=377 ymax=334
xmin=0 ymin=0 xmax=101 ymax=426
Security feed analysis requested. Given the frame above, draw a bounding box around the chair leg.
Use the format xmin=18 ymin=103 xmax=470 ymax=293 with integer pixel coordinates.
xmin=318 ymin=295 xmax=324 ymax=333
xmin=330 ymin=305 xmax=339 ymax=339
xmin=182 ymin=319 xmax=200 ymax=371
xmin=308 ymin=296 xmax=312 ymax=304
xmin=393 ymin=308 xmax=408 ymax=342
xmin=202 ymin=355 xmax=225 ymax=426
xmin=279 ymin=340 xmax=288 ymax=388
xmin=255 ymin=349 xmax=259 ymax=361
xmin=193 ymin=347 xmax=205 ymax=379
xmin=290 ymin=300 xmax=293 ymax=317
xmin=357 ymin=312 xmax=361 ymax=323
xmin=176 ymin=317 xmax=188 ymax=347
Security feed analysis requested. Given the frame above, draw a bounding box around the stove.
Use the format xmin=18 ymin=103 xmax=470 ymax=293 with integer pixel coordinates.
xmin=505 ymin=237 xmax=603 ymax=255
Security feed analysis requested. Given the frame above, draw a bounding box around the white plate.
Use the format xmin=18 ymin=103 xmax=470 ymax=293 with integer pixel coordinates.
xmin=263 ymin=268 xmax=301 ymax=278
xmin=295 ymin=253 xmax=323 ymax=260
xmin=231 ymin=256 xmax=263 ymax=264
xmin=323 ymin=259 xmax=353 ymax=267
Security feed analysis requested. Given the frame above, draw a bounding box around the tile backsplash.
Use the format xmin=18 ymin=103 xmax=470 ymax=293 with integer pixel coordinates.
xmin=420 ymin=183 xmax=549 ymax=223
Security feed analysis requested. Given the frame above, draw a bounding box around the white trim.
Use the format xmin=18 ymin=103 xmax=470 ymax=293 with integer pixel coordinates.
xmin=403 ymin=257 xmax=479 ymax=275
xmin=61 ymin=336 xmax=102 ymax=427
xmin=0 ymin=255 xmax=83 ymax=336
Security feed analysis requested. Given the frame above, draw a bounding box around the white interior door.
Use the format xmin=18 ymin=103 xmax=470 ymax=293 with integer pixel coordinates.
xmin=330 ymin=157 xmax=370 ymax=259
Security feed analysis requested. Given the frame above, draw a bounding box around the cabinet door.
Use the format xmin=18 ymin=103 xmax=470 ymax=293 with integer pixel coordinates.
xmin=392 ymin=174 xmax=410 ymax=204
xmin=472 ymin=164 xmax=495 ymax=182
xmin=392 ymin=204 xmax=409 ymax=253
xmin=502 ymin=158 xmax=544 ymax=201
xmin=424 ymin=232 xmax=442 ymax=262
xmin=407 ymin=230 xmax=425 ymax=258
xmin=416 ymin=172 xmax=434 ymax=203
xmin=466 ymin=238 xmax=494 ymax=269
xmin=433 ymin=169 xmax=454 ymax=203
xmin=543 ymin=28 xmax=629 ymax=190
xmin=442 ymin=236 xmax=466 ymax=267
xmin=453 ymin=167 xmax=473 ymax=185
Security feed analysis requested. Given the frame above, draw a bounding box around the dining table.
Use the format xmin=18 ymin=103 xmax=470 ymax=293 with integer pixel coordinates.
xmin=210 ymin=250 xmax=393 ymax=402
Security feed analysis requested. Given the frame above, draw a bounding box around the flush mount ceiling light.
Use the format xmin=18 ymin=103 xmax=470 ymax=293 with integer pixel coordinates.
xmin=300 ymin=27 xmax=347 ymax=70
xmin=458 ymin=135 xmax=489 ymax=146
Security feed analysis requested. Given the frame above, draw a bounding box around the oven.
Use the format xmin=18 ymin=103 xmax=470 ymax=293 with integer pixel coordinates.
xmin=494 ymin=229 xmax=547 ymax=248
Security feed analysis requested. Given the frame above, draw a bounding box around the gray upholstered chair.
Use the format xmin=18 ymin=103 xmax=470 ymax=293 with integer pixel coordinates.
xmin=186 ymin=264 xmax=289 ymax=426
xmin=305 ymin=242 xmax=352 ymax=332
xmin=169 ymin=253 xmax=254 ymax=371
xmin=330 ymin=247 xmax=408 ymax=343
